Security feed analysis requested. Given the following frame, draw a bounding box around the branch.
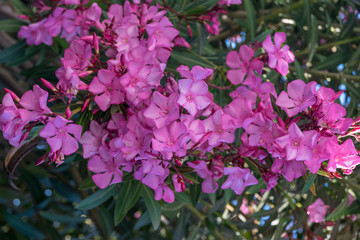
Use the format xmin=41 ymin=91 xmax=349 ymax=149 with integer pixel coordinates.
xmin=209 ymin=0 xmax=313 ymax=43
xmin=289 ymin=67 xmax=360 ymax=82
xmin=294 ymin=36 xmax=360 ymax=56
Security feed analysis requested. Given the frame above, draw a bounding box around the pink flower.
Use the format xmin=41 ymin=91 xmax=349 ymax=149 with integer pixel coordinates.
xmin=327 ymin=139 xmax=360 ymax=174
xmin=143 ymin=92 xmax=179 ymax=129
xmin=219 ymin=0 xmax=242 ymax=6
xmin=275 ymin=123 xmax=318 ymax=161
xmin=146 ymin=17 xmax=179 ymax=51
xmin=263 ymin=32 xmax=295 ymax=76
xmin=276 ymin=80 xmax=316 ymax=117
xmin=88 ymin=149 xmax=123 ymax=189
xmin=307 ymin=198 xmax=329 ymax=223
xmin=188 ymin=161 xmax=219 ymax=193
xmin=40 ymin=116 xmax=82 ymax=155
xmin=80 ymin=120 xmax=108 ymax=159
xmin=89 ymin=69 xmax=124 ymax=111
xmin=240 ymin=198 xmax=249 ymax=215
xmin=151 ymin=121 xmax=189 ymax=159
xmin=0 ymin=93 xmax=26 ymax=147
xmin=221 ymin=167 xmax=258 ymax=195
xmin=18 ymin=20 xmax=53 ymax=46
xmin=19 ymin=85 xmax=51 ymax=122
xmin=203 ymin=109 xmax=236 ymax=147
xmin=226 ymin=45 xmax=263 ymax=87
xmin=177 ymin=78 xmax=212 ymax=116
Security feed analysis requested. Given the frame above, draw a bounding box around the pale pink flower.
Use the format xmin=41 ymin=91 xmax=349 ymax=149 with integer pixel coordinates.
xmin=307 ymin=198 xmax=329 ymax=223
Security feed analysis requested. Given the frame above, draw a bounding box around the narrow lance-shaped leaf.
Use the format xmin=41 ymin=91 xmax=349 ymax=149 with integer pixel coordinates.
xmin=76 ymin=184 xmax=117 ymax=210
xmin=141 ymin=186 xmax=162 ymax=229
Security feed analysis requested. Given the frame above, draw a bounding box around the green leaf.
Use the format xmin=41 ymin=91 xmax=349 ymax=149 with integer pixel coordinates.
xmin=302 ymin=174 xmax=316 ymax=194
xmin=0 ymin=40 xmax=27 ymax=64
xmin=76 ymin=184 xmax=117 ymax=210
xmin=271 ymin=218 xmax=284 ymax=240
xmin=340 ymin=13 xmax=357 ymax=39
xmin=308 ymin=15 xmax=318 ymax=63
xmin=345 ymin=201 xmax=360 ymax=216
xmin=246 ymin=178 xmax=266 ymax=194
xmin=325 ymin=195 xmax=348 ymax=221
xmin=114 ymin=180 xmax=142 ymax=225
xmin=312 ymin=52 xmax=352 ymax=70
xmin=294 ymin=59 xmax=306 ymax=81
xmin=183 ymin=0 xmax=218 ymax=15
xmin=78 ymin=177 xmax=96 ymax=190
xmin=8 ymin=0 xmax=32 ymax=15
xmin=5 ymin=213 xmax=45 ymax=239
xmin=190 ymin=182 xmax=202 ymax=206
xmin=134 ymin=211 xmax=151 ymax=230
xmin=175 ymin=192 xmax=192 ymax=205
xmin=141 ymin=186 xmax=162 ymax=229
xmin=0 ymin=19 xmax=26 ymax=33
xmin=163 ymin=201 xmax=184 ymax=218
xmin=99 ymin=206 xmax=114 ymax=236
xmin=40 ymin=212 xmax=86 ymax=223
xmin=243 ymin=0 xmax=256 ymax=40
xmin=170 ymin=51 xmax=215 ymax=68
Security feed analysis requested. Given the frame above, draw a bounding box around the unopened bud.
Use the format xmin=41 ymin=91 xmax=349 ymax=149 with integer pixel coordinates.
xmin=78 ymin=81 xmax=89 ymax=90
xmin=81 ymin=98 xmax=90 ymax=112
xmin=175 ymin=159 xmax=182 ymax=167
xmin=36 ymin=155 xmax=46 ymax=166
xmin=181 ymin=181 xmax=186 ymax=192
xmin=18 ymin=15 xmax=29 ymax=20
xmin=93 ymin=33 xmax=99 ymax=55
xmin=40 ymin=78 xmax=57 ymax=92
xmin=187 ymin=24 xmax=193 ymax=37
xmin=65 ymin=106 xmax=71 ymax=119
xmin=4 ymin=88 xmax=20 ymax=102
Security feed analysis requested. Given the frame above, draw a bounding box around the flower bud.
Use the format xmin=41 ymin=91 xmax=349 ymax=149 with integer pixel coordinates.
xmin=4 ymin=88 xmax=20 ymax=102
xmin=65 ymin=106 xmax=71 ymax=119
xmin=181 ymin=181 xmax=186 ymax=192
xmin=40 ymin=78 xmax=57 ymax=92
xmin=186 ymin=24 xmax=193 ymax=37
xmin=81 ymin=98 xmax=90 ymax=112
xmin=93 ymin=33 xmax=99 ymax=55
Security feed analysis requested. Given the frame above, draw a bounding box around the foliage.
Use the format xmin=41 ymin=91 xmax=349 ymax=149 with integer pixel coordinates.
xmin=0 ymin=0 xmax=360 ymax=239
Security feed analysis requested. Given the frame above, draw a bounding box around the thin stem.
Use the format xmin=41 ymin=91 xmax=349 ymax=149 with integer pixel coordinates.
xmin=289 ymin=66 xmax=360 ymax=82
xmin=294 ymin=36 xmax=360 ymax=56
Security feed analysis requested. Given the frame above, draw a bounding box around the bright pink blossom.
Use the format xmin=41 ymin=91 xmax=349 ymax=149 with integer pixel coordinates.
xmin=188 ymin=161 xmax=219 ymax=193
xmin=226 ymin=45 xmax=263 ymax=87
xmin=143 ymin=92 xmax=179 ymax=129
xmin=89 ymin=69 xmax=124 ymax=111
xmin=40 ymin=116 xmax=82 ymax=155
xmin=221 ymin=167 xmax=258 ymax=195
xmin=276 ymin=80 xmax=316 ymax=117
xmin=275 ymin=123 xmax=318 ymax=161
xmin=177 ymin=78 xmax=212 ymax=116
xmin=88 ymin=149 xmax=123 ymax=189
xmin=151 ymin=121 xmax=189 ymax=159
xmin=263 ymin=32 xmax=295 ymax=76
xmin=19 ymin=85 xmax=51 ymax=122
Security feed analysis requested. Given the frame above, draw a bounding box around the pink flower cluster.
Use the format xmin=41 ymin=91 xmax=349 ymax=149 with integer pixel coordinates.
xmin=1 ymin=0 xmax=360 ymax=206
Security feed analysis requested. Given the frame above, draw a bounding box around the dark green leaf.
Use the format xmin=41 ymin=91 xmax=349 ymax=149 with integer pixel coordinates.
xmin=114 ymin=180 xmax=142 ymax=225
xmin=78 ymin=177 xmax=96 ymax=190
xmin=40 ymin=212 xmax=86 ymax=223
xmin=302 ymin=174 xmax=316 ymax=194
xmin=141 ymin=186 xmax=162 ymax=229
xmin=76 ymin=184 xmax=117 ymax=210
xmin=134 ymin=211 xmax=151 ymax=230
xmin=190 ymin=182 xmax=202 ymax=206
xmin=243 ymin=0 xmax=256 ymax=40
xmin=5 ymin=213 xmax=45 ymax=239
xmin=325 ymin=195 xmax=348 ymax=221
xmin=0 ymin=19 xmax=26 ymax=33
